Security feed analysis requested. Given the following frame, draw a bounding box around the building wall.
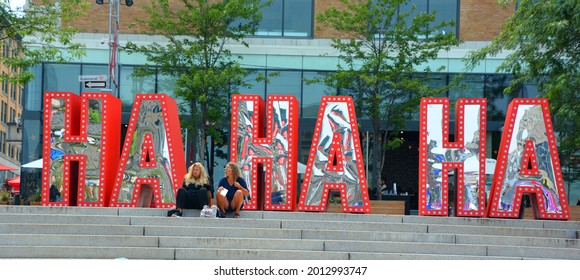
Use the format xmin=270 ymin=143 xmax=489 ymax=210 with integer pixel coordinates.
xmin=0 ymin=36 xmax=23 ymax=178
xmin=460 ymin=0 xmax=514 ymax=41
xmin=68 ymin=0 xmax=514 ymax=41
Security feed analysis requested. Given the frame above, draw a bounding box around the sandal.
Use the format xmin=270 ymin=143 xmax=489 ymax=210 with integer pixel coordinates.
xmin=167 ymin=209 xmax=179 ymax=217
xmin=216 ymin=209 xmax=226 ymax=218
xmin=234 ymin=213 xmax=240 ymax=218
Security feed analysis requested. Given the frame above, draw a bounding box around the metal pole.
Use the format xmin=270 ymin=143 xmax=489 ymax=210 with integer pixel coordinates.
xmin=107 ymin=0 xmax=120 ymax=98
xmin=107 ymin=0 xmax=113 ymax=95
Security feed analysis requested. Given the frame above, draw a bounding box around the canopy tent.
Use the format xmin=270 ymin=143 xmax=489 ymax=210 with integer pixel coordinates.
xmin=297 ymin=162 xmax=306 ymax=174
xmin=7 ymin=176 xmax=20 ymax=194
xmin=486 ymin=158 xmax=496 ymax=175
xmin=0 ymin=164 xmax=16 ymax=171
xmin=22 ymin=159 xmax=43 ymax=169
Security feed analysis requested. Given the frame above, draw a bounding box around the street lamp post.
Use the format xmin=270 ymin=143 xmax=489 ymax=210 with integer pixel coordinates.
xmin=96 ymin=0 xmax=133 ymax=97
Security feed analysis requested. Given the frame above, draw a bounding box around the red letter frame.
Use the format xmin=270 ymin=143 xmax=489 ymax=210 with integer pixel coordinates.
xmin=419 ymin=98 xmax=487 ymax=217
xmin=297 ymin=96 xmax=370 ymax=213
xmin=487 ymin=99 xmax=569 ymax=220
xmin=230 ymin=94 xmax=299 ymax=211
xmin=109 ymin=94 xmax=186 ymax=208
xmin=41 ymin=92 xmax=121 ymax=206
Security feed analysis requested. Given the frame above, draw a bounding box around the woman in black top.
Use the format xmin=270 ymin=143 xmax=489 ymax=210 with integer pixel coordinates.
xmin=167 ymin=162 xmax=214 ymax=217
xmin=49 ymin=176 xmax=62 ymax=202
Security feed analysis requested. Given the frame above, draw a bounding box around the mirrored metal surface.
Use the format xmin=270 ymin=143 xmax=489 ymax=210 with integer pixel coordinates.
xmin=496 ymin=105 xmax=562 ymax=213
xmin=303 ymin=102 xmax=363 ymax=207
xmin=236 ymin=100 xmax=292 ymax=205
xmin=117 ymin=100 xmax=175 ymax=204
xmin=425 ymin=104 xmax=482 ymax=211
xmin=49 ymin=98 xmax=103 ymax=202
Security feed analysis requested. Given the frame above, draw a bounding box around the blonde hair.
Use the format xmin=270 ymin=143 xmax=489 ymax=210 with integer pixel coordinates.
xmin=184 ymin=162 xmax=210 ymax=185
xmin=226 ymin=162 xmax=241 ymax=181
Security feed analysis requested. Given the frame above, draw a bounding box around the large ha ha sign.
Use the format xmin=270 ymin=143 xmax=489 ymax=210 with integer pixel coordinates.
xmin=39 ymin=92 xmax=570 ymax=220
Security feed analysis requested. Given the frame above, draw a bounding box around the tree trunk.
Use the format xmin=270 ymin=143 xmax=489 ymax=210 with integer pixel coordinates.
xmin=190 ymin=98 xmax=199 ymax=163
xmin=372 ymin=118 xmax=381 ymax=200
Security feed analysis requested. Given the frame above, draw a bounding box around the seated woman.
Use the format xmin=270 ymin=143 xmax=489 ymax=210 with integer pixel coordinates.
xmin=50 ymin=176 xmax=62 ymax=202
xmin=216 ymin=162 xmax=249 ymax=218
xmin=167 ymin=162 xmax=213 ymax=217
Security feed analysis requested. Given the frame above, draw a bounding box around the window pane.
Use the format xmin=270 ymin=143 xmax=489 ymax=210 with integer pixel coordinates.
xmin=283 ymin=0 xmax=312 ymax=37
xmin=256 ymin=0 xmax=283 ymax=36
xmin=119 ymin=66 xmax=156 ymax=112
xmin=430 ymin=0 xmax=458 ymax=36
xmin=400 ymin=0 xmax=428 ymax=27
xmin=449 ymin=74 xmax=484 ymax=100
xmin=449 ymin=74 xmax=484 ymax=121
xmin=302 ymin=72 xmax=333 ymax=118
xmin=522 ymin=83 xmax=538 ymax=98
xmin=43 ymin=64 xmax=81 ymax=95
xmin=410 ymin=73 xmax=447 ymax=120
xmin=237 ymin=70 xmax=266 ymax=100
xmin=24 ymin=65 xmax=43 ymax=111
xmin=81 ymin=65 xmax=108 ymax=93
xmin=158 ymin=73 xmax=185 ymax=113
xmin=266 ymin=70 xmax=301 ymax=105
xmin=485 ymin=75 xmax=518 ymax=122
xmin=21 ymin=119 xmax=42 ymax=164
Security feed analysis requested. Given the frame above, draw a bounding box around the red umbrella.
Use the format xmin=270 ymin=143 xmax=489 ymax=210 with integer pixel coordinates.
xmin=7 ymin=176 xmax=20 ymax=194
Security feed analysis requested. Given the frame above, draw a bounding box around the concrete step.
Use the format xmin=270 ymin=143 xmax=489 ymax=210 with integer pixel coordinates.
xmin=1 ymin=205 xmax=578 ymax=231
xmin=0 ymin=234 xmax=159 ymax=247
xmin=302 ymin=229 xmax=580 ymax=249
xmin=0 ymin=205 xmax=578 ymax=260
xmin=0 ymin=246 xmax=175 ymax=259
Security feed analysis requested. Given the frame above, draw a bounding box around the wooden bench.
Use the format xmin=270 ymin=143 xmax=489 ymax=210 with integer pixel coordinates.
xmin=522 ymin=205 xmax=580 ymax=221
xmin=325 ymin=200 xmax=405 ymax=215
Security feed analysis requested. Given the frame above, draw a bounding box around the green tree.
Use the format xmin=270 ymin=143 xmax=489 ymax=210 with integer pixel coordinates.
xmin=316 ymin=0 xmax=460 ymax=197
xmin=125 ymin=0 xmax=269 ymax=178
xmin=464 ymin=0 xmax=579 ymax=202
xmin=1 ymin=0 xmax=88 ymax=84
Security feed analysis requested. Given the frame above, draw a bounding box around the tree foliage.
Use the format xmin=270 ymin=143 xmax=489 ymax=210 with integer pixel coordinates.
xmin=0 ymin=0 xmax=88 ymax=84
xmin=316 ymin=0 xmax=460 ymax=196
xmin=464 ymin=0 xmax=580 ymax=200
xmin=125 ymin=0 xmax=269 ymax=178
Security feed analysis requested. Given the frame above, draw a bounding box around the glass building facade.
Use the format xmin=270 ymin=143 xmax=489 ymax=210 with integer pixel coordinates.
xmin=17 ymin=0 xmax=579 ymax=206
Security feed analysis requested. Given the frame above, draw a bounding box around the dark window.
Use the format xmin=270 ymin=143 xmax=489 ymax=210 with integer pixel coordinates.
xmin=119 ymin=66 xmax=156 ymax=112
xmin=81 ymin=65 xmax=108 ymax=93
xmin=1 ymin=101 xmax=6 ymax=123
xmin=44 ymin=64 xmax=81 ymax=95
xmin=302 ymin=72 xmax=334 ymax=118
xmin=484 ymin=75 xmax=519 ymax=122
xmin=266 ymin=70 xmax=302 ymax=113
xmin=237 ymin=70 xmax=266 ymax=99
xmin=24 ymin=65 xmax=43 ymax=111
xmin=255 ymin=0 xmax=313 ymax=38
xmin=398 ymin=0 xmax=459 ymax=37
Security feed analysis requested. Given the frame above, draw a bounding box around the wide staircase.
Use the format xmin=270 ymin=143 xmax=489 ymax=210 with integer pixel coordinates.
xmin=0 ymin=205 xmax=578 ymax=260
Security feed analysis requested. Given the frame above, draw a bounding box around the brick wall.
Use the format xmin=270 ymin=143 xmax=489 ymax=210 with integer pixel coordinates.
xmin=67 ymin=0 xmax=515 ymax=41
xmin=314 ymin=0 xmax=347 ymax=39
xmin=66 ymin=0 xmax=185 ymax=34
xmin=460 ymin=0 xmax=515 ymax=41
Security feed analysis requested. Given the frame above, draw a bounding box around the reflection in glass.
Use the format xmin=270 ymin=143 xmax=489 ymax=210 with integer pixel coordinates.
xmin=485 ymin=75 xmax=519 ymax=122
xmin=303 ymin=72 xmax=333 ymax=118
xmin=44 ymin=64 xmax=81 ymax=94
xmin=119 ymin=66 xmax=156 ymax=111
